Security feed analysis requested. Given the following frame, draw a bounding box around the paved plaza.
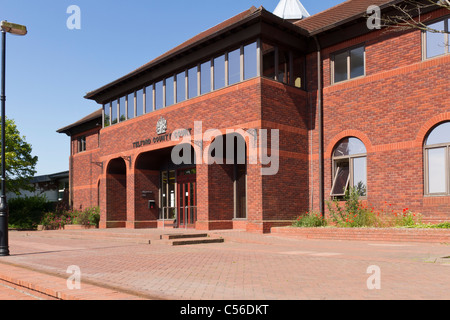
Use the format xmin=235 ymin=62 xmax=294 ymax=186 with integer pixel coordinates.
xmin=0 ymin=228 xmax=449 ymax=300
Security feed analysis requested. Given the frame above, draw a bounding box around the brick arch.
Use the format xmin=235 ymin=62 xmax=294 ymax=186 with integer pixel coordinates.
xmin=326 ymin=129 xmax=373 ymax=158
xmin=203 ymin=129 xmax=256 ymax=163
xmin=415 ymin=112 xmax=450 ymax=147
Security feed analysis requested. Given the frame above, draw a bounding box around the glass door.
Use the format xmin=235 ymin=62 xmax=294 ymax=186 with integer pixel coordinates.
xmin=177 ymin=168 xmax=197 ymax=228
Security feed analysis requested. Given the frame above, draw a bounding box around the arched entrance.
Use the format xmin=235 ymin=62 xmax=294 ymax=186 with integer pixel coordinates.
xmin=135 ymin=144 xmax=197 ymax=229
xmin=106 ymin=158 xmax=127 ymax=228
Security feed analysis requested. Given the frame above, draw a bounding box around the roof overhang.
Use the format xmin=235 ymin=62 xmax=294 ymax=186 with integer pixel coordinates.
xmin=84 ymin=7 xmax=310 ymax=105
xmin=57 ymin=108 xmax=102 ymax=136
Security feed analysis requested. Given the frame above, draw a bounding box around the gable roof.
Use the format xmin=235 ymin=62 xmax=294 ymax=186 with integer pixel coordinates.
xmin=295 ymin=0 xmax=399 ymax=34
xmin=57 ymin=108 xmax=102 ymax=136
xmin=84 ymin=6 xmax=261 ymax=101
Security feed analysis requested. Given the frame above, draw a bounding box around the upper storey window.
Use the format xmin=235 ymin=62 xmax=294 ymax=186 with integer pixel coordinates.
xmin=424 ymin=17 xmax=450 ymax=59
xmin=331 ymin=45 xmax=365 ymax=84
xmin=261 ymin=41 xmax=305 ymax=88
xmin=102 ymin=38 xmax=305 ymax=128
xmin=77 ymin=136 xmax=86 ymax=153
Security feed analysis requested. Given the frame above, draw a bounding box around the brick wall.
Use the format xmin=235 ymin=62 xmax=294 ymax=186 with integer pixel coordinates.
xmin=308 ymin=9 xmax=450 ymax=222
xmin=69 ymin=9 xmax=450 ymax=232
xmin=70 ymin=127 xmax=101 ymax=210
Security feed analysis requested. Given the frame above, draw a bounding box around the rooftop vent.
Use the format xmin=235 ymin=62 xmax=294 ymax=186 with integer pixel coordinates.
xmin=273 ymin=0 xmax=310 ymax=21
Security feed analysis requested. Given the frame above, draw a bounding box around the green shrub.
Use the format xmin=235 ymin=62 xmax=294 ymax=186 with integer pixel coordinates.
xmin=293 ymin=211 xmax=327 ymax=227
xmin=40 ymin=211 xmax=72 ymax=229
xmin=8 ymin=195 xmax=53 ymax=229
xmin=71 ymin=207 xmax=100 ymax=227
xmin=326 ymin=187 xmax=379 ymax=228
xmin=40 ymin=206 xmax=100 ymax=229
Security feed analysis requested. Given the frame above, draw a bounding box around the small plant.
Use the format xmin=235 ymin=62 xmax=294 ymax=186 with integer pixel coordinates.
xmin=293 ymin=211 xmax=327 ymax=227
xmin=39 ymin=206 xmax=100 ymax=229
xmin=40 ymin=211 xmax=71 ymax=230
xmin=326 ymin=187 xmax=379 ymax=228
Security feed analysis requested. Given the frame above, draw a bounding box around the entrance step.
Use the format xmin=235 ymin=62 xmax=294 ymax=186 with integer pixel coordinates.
xmin=160 ymin=233 xmax=208 ymax=240
xmin=152 ymin=233 xmax=224 ymax=246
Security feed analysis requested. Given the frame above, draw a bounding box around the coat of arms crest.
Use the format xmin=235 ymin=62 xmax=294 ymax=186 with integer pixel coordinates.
xmin=156 ymin=117 xmax=167 ymax=135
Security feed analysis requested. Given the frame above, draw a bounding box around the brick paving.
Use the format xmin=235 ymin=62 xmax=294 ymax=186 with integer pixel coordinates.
xmin=0 ymin=229 xmax=449 ymax=300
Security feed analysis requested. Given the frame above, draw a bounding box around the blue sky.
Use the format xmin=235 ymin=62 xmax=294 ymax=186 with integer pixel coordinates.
xmin=0 ymin=0 xmax=342 ymax=176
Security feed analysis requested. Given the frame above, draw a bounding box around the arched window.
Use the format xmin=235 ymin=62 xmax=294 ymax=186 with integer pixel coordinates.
xmin=331 ymin=137 xmax=367 ymax=197
xmin=424 ymin=122 xmax=450 ymax=195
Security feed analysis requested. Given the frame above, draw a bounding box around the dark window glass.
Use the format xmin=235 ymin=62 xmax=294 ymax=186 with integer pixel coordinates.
xmin=292 ymin=53 xmax=305 ymax=88
xmin=278 ymin=48 xmax=290 ymax=83
xmin=331 ymin=162 xmax=350 ymax=196
xmin=334 ymin=51 xmax=348 ymax=83
xmin=333 ymin=46 xmax=365 ymax=83
xmin=78 ymin=136 xmax=86 ymax=153
xmin=350 ymin=46 xmax=365 ymax=78
xmin=262 ymin=42 xmax=275 ymax=79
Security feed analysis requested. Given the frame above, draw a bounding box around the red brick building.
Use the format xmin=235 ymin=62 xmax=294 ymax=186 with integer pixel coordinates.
xmin=58 ymin=0 xmax=450 ymax=233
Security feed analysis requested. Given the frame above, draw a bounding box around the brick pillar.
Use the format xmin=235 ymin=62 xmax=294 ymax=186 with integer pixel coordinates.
xmin=195 ymin=162 xmax=210 ymax=230
xmin=246 ymin=161 xmax=264 ymax=233
xmin=99 ymin=174 xmax=107 ymax=229
xmin=126 ymin=160 xmax=136 ymax=229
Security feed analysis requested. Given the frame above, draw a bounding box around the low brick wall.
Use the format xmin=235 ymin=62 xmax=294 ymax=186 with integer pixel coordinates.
xmin=270 ymin=227 xmax=450 ymax=243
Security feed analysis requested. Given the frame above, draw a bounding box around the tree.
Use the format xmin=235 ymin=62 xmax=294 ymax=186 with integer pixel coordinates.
xmin=1 ymin=118 xmax=38 ymax=195
xmin=379 ymin=0 xmax=450 ymax=34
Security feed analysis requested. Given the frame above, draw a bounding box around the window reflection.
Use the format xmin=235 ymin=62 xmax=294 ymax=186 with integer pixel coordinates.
xmin=127 ymin=92 xmax=135 ymax=119
xmin=136 ymin=89 xmax=143 ymax=117
xmin=145 ymin=85 xmax=153 ymax=113
xmin=200 ymin=61 xmax=211 ymax=95
xmin=188 ymin=66 xmax=198 ymax=99
xmin=155 ymin=81 xmax=163 ymax=110
xmin=228 ymin=48 xmax=241 ymax=85
xmin=214 ymin=55 xmax=226 ymax=90
xmin=244 ymin=42 xmax=257 ymax=80
xmin=119 ymin=96 xmax=126 ymax=122
xmin=332 ymin=137 xmax=367 ymax=197
xmin=165 ymin=77 xmax=174 ymax=107
xmin=176 ymin=72 xmax=186 ymax=103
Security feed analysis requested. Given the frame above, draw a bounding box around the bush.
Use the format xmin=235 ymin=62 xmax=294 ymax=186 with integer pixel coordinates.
xmin=326 ymin=188 xmax=379 ymax=228
xmin=71 ymin=207 xmax=100 ymax=227
xmin=40 ymin=206 xmax=100 ymax=229
xmin=293 ymin=211 xmax=327 ymax=227
xmin=8 ymin=196 xmax=53 ymax=230
xmin=40 ymin=211 xmax=72 ymax=230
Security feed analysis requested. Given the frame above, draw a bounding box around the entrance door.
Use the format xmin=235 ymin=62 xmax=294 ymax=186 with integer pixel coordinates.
xmin=177 ymin=168 xmax=197 ymax=228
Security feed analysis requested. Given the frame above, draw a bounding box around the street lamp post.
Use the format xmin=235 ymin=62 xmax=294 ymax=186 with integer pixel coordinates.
xmin=0 ymin=21 xmax=27 ymax=257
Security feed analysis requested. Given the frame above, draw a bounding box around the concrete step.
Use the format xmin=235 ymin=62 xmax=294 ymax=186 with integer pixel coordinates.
xmin=151 ymin=233 xmax=224 ymax=246
xmin=160 ymin=233 xmax=208 ymax=240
